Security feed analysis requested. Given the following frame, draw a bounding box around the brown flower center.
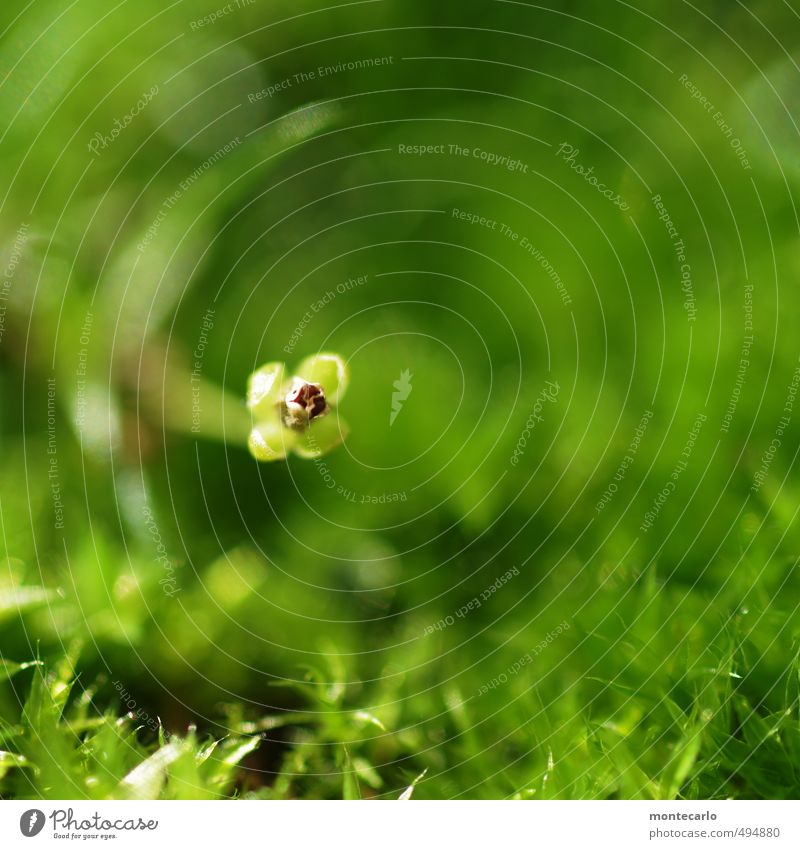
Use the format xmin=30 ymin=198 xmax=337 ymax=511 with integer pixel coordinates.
xmin=281 ymin=379 xmax=328 ymax=429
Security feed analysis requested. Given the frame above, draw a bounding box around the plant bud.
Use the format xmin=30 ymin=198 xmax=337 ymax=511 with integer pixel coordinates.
xmin=281 ymin=377 xmax=328 ymax=430
xmin=248 ymin=418 xmax=297 ymax=461
xmin=245 ymin=353 xmax=349 ymax=462
xmin=246 ymin=361 xmax=286 ymax=420
xmin=295 ymin=352 xmax=348 ymax=404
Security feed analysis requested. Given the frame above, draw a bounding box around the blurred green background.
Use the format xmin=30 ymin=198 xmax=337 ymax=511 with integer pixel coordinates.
xmin=1 ymin=0 xmax=800 ymax=799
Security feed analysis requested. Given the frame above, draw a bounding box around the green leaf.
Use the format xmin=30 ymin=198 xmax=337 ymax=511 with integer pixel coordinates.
xmin=248 ymin=418 xmax=297 ymax=462
xmin=0 ymin=585 xmax=58 ymax=623
xmin=0 ymin=659 xmax=42 ymax=682
xmin=201 ymin=736 xmax=261 ymax=793
xmin=398 ymin=768 xmax=427 ymax=800
xmin=352 ymin=757 xmax=383 ymax=790
xmin=247 ymin=362 xmax=287 ymax=419
xmin=352 ymin=710 xmax=386 ymax=732
xmin=116 ymin=741 xmax=184 ymax=800
xmin=0 ymin=750 xmax=29 ymax=781
xmin=195 ymin=738 xmax=221 ymax=765
xmin=294 ymin=413 xmax=348 ymax=459
xmin=341 ymin=746 xmax=361 ymax=800
xmin=295 ymin=353 xmax=349 ymax=404
xmin=218 ymin=735 xmax=260 ymax=769
xmin=660 ymin=724 xmax=705 ymax=799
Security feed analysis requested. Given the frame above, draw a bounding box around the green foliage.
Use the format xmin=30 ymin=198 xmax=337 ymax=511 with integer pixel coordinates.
xmin=0 ymin=0 xmax=798 ymax=800
xmin=0 ymin=650 xmax=260 ymax=799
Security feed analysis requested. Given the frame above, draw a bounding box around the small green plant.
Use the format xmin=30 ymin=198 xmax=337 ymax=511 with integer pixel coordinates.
xmin=246 ymin=353 xmax=349 ymax=462
xmin=0 ymin=650 xmax=261 ymax=799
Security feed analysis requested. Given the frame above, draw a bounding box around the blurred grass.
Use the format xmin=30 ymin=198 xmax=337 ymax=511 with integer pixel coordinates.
xmin=1 ymin=0 xmax=800 ymax=799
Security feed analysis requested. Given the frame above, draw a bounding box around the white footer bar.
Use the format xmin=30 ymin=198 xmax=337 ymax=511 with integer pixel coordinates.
xmin=2 ymin=800 xmax=797 ymax=848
